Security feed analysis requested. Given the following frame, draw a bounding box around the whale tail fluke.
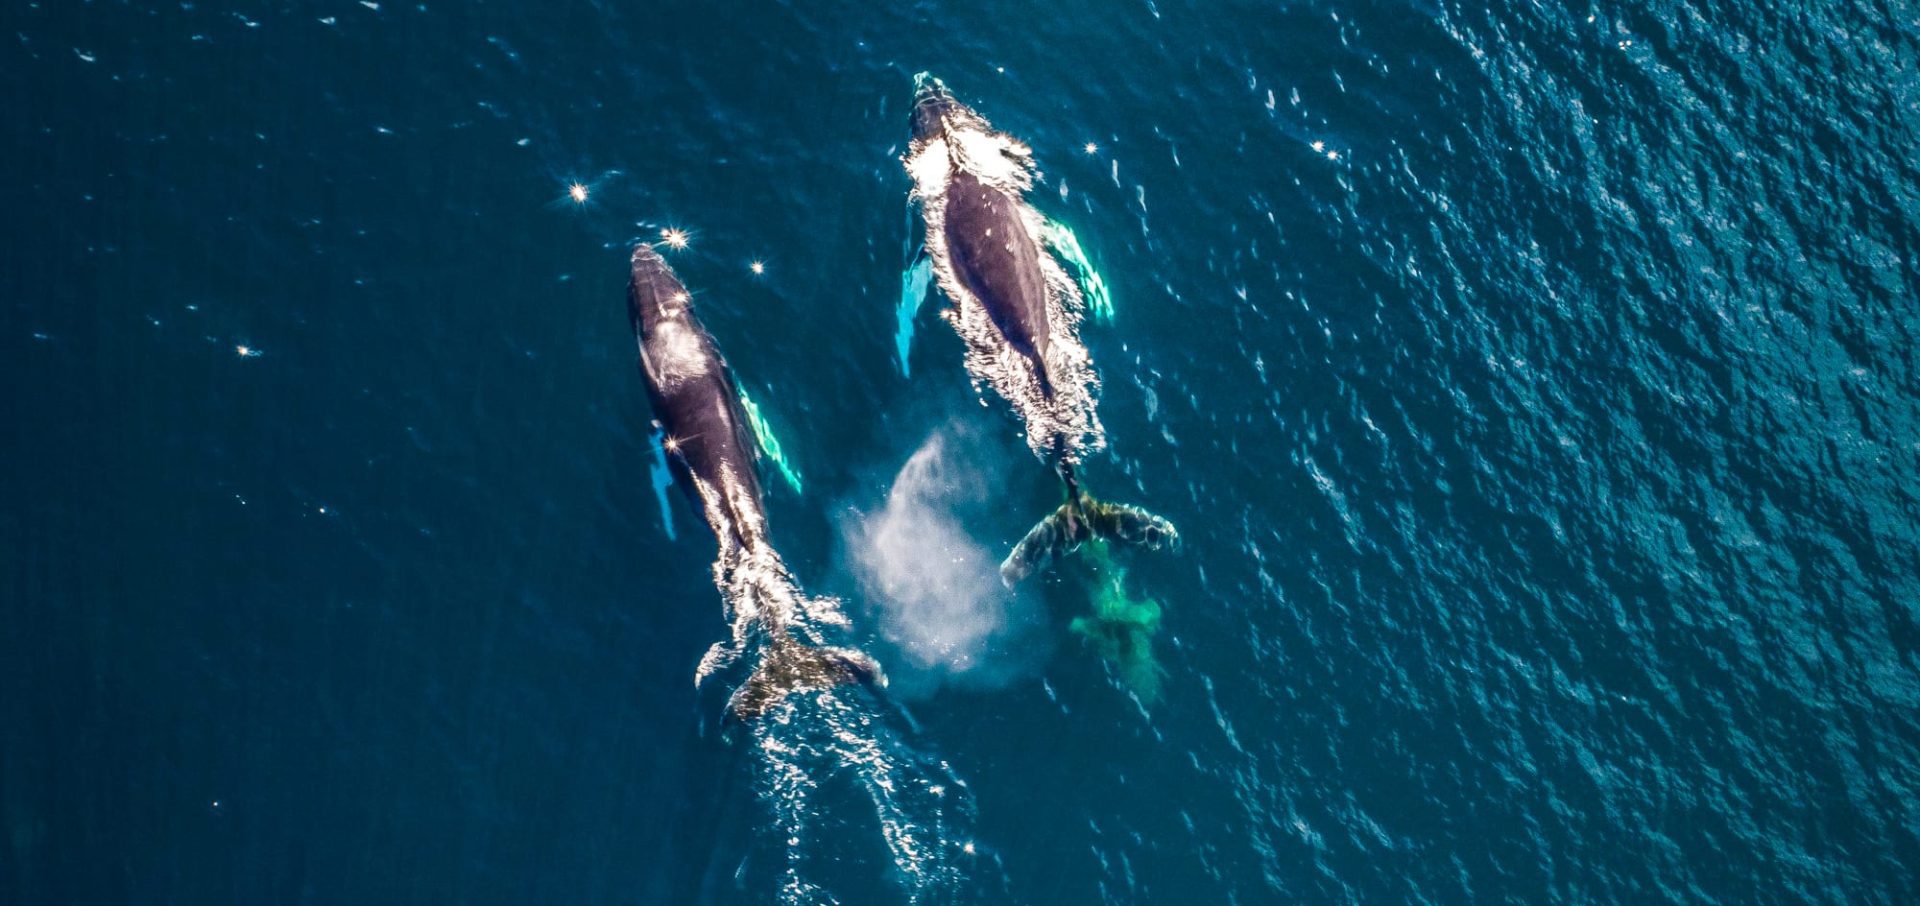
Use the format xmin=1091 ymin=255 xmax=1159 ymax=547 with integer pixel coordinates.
xmin=725 ymin=637 xmax=888 ymax=721
xmin=999 ymin=492 xmax=1178 ymax=586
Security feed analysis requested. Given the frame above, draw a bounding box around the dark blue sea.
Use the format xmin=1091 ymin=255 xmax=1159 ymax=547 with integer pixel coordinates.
xmin=7 ymin=0 xmax=1920 ymax=903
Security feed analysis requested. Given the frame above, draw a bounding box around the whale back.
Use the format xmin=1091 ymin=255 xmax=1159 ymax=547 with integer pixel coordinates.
xmin=628 ymin=246 xmax=767 ymax=551
xmin=943 ymin=168 xmax=1053 ymax=390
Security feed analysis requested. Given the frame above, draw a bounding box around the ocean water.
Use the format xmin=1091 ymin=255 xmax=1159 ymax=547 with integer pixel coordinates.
xmin=7 ymin=0 xmax=1920 ymax=903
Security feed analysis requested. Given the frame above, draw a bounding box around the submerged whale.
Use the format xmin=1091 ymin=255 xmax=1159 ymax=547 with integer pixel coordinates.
xmin=627 ymin=244 xmax=881 ymax=718
xmin=903 ymin=74 xmax=1176 ymax=584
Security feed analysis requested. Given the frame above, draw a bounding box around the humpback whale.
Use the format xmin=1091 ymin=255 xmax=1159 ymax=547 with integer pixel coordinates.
xmin=903 ymin=74 xmax=1176 ymax=584
xmin=627 ymin=244 xmax=881 ymax=718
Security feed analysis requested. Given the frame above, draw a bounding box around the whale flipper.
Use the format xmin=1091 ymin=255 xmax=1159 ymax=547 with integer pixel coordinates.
xmin=999 ymin=495 xmax=1177 ymax=586
xmin=736 ymin=387 xmax=804 ymax=495
xmin=1037 ymin=218 xmax=1114 ymax=323
xmin=726 ymin=640 xmax=888 ymax=720
xmin=896 ymin=248 xmax=933 ymax=376
xmin=647 ymin=424 xmax=678 ymax=541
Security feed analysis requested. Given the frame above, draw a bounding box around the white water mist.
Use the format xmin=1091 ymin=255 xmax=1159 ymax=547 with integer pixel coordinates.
xmin=841 ymin=427 xmax=1048 ymax=695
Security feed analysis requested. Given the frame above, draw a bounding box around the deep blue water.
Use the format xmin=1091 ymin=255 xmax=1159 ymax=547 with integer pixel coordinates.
xmin=7 ymin=0 xmax=1920 ymax=902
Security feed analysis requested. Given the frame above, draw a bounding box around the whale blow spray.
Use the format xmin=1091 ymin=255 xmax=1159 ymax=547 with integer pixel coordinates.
xmin=843 ymin=428 xmax=1049 ymax=695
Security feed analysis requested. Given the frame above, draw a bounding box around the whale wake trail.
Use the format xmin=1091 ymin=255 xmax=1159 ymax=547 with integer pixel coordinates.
xmin=703 ymin=539 xmax=988 ymax=903
xmin=747 ymin=689 xmax=988 ymax=905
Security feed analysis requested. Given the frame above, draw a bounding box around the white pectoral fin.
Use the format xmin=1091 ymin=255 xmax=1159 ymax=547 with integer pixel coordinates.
xmin=1039 ymin=217 xmax=1114 ymax=322
xmin=896 ymin=249 xmax=934 ymax=376
xmin=736 ymin=387 xmax=804 ymax=495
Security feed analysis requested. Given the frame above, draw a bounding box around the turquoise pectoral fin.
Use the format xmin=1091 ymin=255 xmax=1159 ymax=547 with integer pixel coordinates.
xmin=737 ymin=388 xmax=804 ymax=495
xmin=647 ymin=425 xmax=677 ymax=541
xmin=896 ymin=251 xmax=933 ymax=376
xmin=1039 ymin=218 xmax=1114 ymax=323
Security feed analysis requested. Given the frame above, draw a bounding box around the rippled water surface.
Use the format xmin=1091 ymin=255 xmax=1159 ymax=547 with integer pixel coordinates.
xmin=8 ymin=0 xmax=1920 ymax=902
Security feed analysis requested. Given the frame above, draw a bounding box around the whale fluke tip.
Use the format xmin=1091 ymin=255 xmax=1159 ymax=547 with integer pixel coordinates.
xmin=1000 ymin=495 xmax=1178 ymax=585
